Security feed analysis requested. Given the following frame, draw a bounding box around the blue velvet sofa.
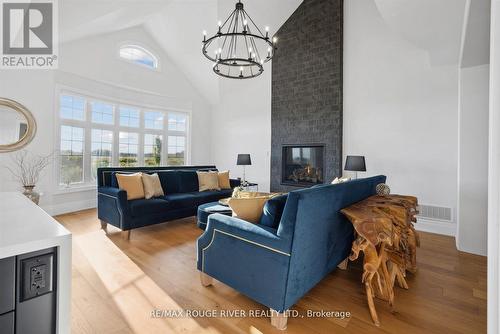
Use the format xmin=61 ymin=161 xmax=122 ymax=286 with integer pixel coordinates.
xmin=97 ymin=166 xmax=240 ymax=233
xmin=197 ymin=175 xmax=386 ymax=328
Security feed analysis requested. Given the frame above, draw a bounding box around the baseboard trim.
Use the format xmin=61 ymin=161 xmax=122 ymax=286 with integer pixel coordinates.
xmin=415 ymin=218 xmax=456 ymax=236
xmin=42 ymin=198 xmax=97 ymax=216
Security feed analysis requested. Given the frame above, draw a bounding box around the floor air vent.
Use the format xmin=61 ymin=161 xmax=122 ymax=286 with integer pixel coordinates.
xmin=417 ymin=204 xmax=452 ymax=222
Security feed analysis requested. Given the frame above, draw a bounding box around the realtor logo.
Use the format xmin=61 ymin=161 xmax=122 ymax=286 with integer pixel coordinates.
xmin=1 ymin=0 xmax=58 ymax=69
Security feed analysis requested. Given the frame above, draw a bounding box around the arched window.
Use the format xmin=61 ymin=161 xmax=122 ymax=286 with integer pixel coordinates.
xmin=119 ymin=44 xmax=158 ymax=70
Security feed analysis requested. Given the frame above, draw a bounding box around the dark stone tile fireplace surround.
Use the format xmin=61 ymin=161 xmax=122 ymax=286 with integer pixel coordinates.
xmin=270 ymin=0 xmax=343 ymax=192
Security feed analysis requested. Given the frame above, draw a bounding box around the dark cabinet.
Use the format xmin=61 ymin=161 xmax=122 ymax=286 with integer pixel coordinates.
xmin=0 ymin=311 xmax=15 ymax=334
xmin=0 ymin=248 xmax=57 ymax=334
xmin=0 ymin=257 xmax=15 ymax=315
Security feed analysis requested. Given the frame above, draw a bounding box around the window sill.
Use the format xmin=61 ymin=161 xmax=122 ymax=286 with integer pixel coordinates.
xmin=53 ymin=185 xmax=97 ymax=195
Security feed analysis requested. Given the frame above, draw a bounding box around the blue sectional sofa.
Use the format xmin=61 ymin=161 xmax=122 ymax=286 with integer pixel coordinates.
xmin=197 ymin=175 xmax=386 ymax=328
xmin=97 ymin=166 xmax=240 ymax=232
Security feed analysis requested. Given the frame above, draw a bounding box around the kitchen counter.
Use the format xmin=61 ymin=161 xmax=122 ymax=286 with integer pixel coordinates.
xmin=0 ymin=192 xmax=71 ymax=334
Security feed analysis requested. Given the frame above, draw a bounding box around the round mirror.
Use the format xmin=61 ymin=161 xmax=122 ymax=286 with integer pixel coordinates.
xmin=0 ymin=98 xmax=36 ymax=152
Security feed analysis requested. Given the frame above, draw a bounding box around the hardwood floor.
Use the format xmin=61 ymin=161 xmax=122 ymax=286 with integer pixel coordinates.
xmin=55 ymin=209 xmax=487 ymax=334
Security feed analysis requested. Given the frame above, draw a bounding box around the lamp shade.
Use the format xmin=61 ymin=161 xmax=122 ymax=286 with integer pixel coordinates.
xmin=237 ymin=154 xmax=252 ymax=166
xmin=344 ymin=155 xmax=366 ymax=172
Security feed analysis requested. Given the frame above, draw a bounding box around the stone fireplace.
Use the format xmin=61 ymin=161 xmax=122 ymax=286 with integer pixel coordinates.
xmin=281 ymin=145 xmax=325 ymax=187
xmin=270 ymin=0 xmax=343 ymax=193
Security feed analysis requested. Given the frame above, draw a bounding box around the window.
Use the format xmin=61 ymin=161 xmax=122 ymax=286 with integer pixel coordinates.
xmin=57 ymin=91 xmax=190 ymax=189
xmin=119 ymin=106 xmax=140 ymax=128
xmin=168 ymin=136 xmax=185 ymax=166
xmin=60 ymin=95 xmax=85 ymax=120
xmin=119 ymin=45 xmax=158 ymax=70
xmin=60 ymin=125 xmax=84 ymax=185
xmin=168 ymin=113 xmax=187 ymax=132
xmin=91 ymin=129 xmax=113 ymax=179
xmin=144 ymin=134 xmax=162 ymax=166
xmin=119 ymin=132 xmax=139 ymax=167
xmin=144 ymin=111 xmax=163 ymax=130
xmin=91 ymin=101 xmax=114 ymax=124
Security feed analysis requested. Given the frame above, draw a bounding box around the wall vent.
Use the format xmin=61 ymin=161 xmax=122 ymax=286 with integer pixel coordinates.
xmin=417 ymin=204 xmax=453 ymax=222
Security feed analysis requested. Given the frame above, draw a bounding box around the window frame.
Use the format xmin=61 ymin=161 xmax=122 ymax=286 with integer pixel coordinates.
xmin=54 ymin=87 xmax=191 ymax=192
xmin=118 ymin=43 xmax=160 ymax=71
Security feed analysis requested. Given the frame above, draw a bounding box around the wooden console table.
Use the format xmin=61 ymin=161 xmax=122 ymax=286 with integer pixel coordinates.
xmin=341 ymin=195 xmax=419 ymax=326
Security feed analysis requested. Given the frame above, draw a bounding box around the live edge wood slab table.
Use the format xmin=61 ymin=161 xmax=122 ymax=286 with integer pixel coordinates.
xmin=340 ymin=195 xmax=419 ymax=326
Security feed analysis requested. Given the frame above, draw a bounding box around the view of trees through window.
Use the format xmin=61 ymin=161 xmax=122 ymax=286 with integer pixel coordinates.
xmin=58 ymin=93 xmax=188 ymax=187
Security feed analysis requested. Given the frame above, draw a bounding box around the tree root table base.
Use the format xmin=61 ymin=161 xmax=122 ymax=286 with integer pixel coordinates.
xmin=341 ymin=195 xmax=419 ymax=326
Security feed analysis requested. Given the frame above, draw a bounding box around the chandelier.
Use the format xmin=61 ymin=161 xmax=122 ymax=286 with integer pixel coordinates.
xmin=201 ymin=0 xmax=276 ymax=79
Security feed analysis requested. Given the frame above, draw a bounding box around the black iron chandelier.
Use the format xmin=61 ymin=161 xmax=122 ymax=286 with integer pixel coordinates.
xmin=202 ymin=0 xmax=276 ymax=79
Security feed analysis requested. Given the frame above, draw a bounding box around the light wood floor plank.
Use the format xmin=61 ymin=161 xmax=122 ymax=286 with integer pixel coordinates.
xmin=55 ymin=209 xmax=487 ymax=334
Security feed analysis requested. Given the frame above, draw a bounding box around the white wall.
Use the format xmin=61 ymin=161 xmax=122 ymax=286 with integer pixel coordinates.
xmin=344 ymin=0 xmax=459 ymax=235
xmin=210 ymin=70 xmax=272 ymax=191
xmin=0 ymin=26 xmax=212 ymax=215
xmin=457 ymin=65 xmax=489 ymax=256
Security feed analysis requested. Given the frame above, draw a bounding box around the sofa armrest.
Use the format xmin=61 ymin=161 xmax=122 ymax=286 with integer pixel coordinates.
xmin=196 ymin=213 xmax=292 ymax=312
xmin=97 ymin=186 xmax=131 ymax=229
xmin=198 ymin=213 xmax=291 ymax=256
xmin=230 ymin=178 xmax=241 ymax=188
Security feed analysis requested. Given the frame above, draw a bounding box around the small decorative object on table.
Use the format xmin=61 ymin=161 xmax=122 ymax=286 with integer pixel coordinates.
xmin=375 ymin=183 xmax=391 ymax=195
xmin=341 ymin=194 xmax=419 ymax=326
xmin=5 ymin=150 xmax=52 ymax=205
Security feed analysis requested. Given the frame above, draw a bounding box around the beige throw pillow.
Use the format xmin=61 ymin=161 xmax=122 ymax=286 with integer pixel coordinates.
xmin=142 ymin=173 xmax=164 ymax=199
xmin=228 ymin=196 xmax=272 ymax=224
xmin=116 ymin=173 xmax=145 ymax=200
xmin=218 ymin=171 xmax=231 ymax=189
xmin=197 ymin=171 xmax=221 ymax=191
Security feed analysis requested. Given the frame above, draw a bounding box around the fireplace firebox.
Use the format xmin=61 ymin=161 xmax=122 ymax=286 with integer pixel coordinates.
xmin=281 ymin=144 xmax=325 ymax=187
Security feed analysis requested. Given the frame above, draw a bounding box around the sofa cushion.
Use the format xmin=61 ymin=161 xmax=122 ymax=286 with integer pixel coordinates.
xmin=197 ymin=171 xmax=221 ymax=191
xmin=218 ymin=171 xmax=231 ymax=189
xmin=157 ymin=171 xmax=180 ymax=194
xmin=129 ymin=198 xmax=170 ymax=217
xmin=178 ymin=171 xmax=200 ymax=193
xmin=259 ymin=194 xmax=289 ymax=228
xmin=116 ymin=173 xmax=145 ymax=200
xmin=163 ymin=193 xmax=198 ymax=209
xmin=190 ymin=189 xmax=233 ymax=204
xmin=142 ymin=173 xmax=164 ymax=199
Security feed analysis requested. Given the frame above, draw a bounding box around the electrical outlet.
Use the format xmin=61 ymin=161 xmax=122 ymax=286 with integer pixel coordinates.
xmin=20 ymin=253 xmax=53 ymax=301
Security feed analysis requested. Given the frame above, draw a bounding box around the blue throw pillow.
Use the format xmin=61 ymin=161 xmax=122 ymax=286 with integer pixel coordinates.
xmin=259 ymin=194 xmax=288 ymax=229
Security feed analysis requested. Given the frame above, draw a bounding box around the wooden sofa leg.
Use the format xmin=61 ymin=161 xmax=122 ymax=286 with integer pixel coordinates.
xmin=200 ymin=272 xmax=213 ymax=287
xmin=100 ymin=220 xmax=108 ymax=233
xmin=337 ymin=258 xmax=349 ymax=270
xmin=270 ymin=309 xmax=288 ymax=330
xmin=121 ymin=230 xmax=131 ymax=240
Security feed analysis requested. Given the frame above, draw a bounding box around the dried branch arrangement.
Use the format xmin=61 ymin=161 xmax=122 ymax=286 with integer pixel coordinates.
xmin=5 ymin=150 xmax=53 ymax=187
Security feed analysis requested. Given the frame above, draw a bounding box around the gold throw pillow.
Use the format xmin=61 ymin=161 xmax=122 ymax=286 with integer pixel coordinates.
xmin=228 ymin=195 xmax=273 ymax=224
xmin=142 ymin=173 xmax=164 ymax=199
xmin=197 ymin=171 xmax=221 ymax=192
xmin=218 ymin=171 xmax=231 ymax=189
xmin=116 ymin=173 xmax=145 ymax=200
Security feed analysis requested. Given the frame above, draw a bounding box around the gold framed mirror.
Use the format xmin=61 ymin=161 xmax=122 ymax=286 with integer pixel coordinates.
xmin=0 ymin=98 xmax=37 ymax=153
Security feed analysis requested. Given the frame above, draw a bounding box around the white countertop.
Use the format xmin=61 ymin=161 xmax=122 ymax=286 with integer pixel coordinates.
xmin=0 ymin=192 xmax=71 ymax=259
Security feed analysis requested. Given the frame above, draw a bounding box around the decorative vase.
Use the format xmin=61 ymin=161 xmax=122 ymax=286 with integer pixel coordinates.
xmin=23 ymin=185 xmax=40 ymax=205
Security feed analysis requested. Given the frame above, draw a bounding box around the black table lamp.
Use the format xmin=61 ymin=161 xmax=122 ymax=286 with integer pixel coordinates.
xmin=237 ymin=154 xmax=251 ymax=184
xmin=344 ymin=155 xmax=366 ymax=179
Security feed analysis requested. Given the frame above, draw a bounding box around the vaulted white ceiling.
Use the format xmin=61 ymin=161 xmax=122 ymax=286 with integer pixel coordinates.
xmin=60 ymin=0 xmax=302 ymax=105
xmin=60 ymin=0 xmax=489 ymax=105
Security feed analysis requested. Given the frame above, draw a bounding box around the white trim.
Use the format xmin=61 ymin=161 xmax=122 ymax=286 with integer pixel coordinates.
xmin=488 ymin=1 xmax=500 ymax=333
xmin=415 ymin=218 xmax=456 ymax=237
xmin=42 ymin=197 xmax=97 ymax=216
